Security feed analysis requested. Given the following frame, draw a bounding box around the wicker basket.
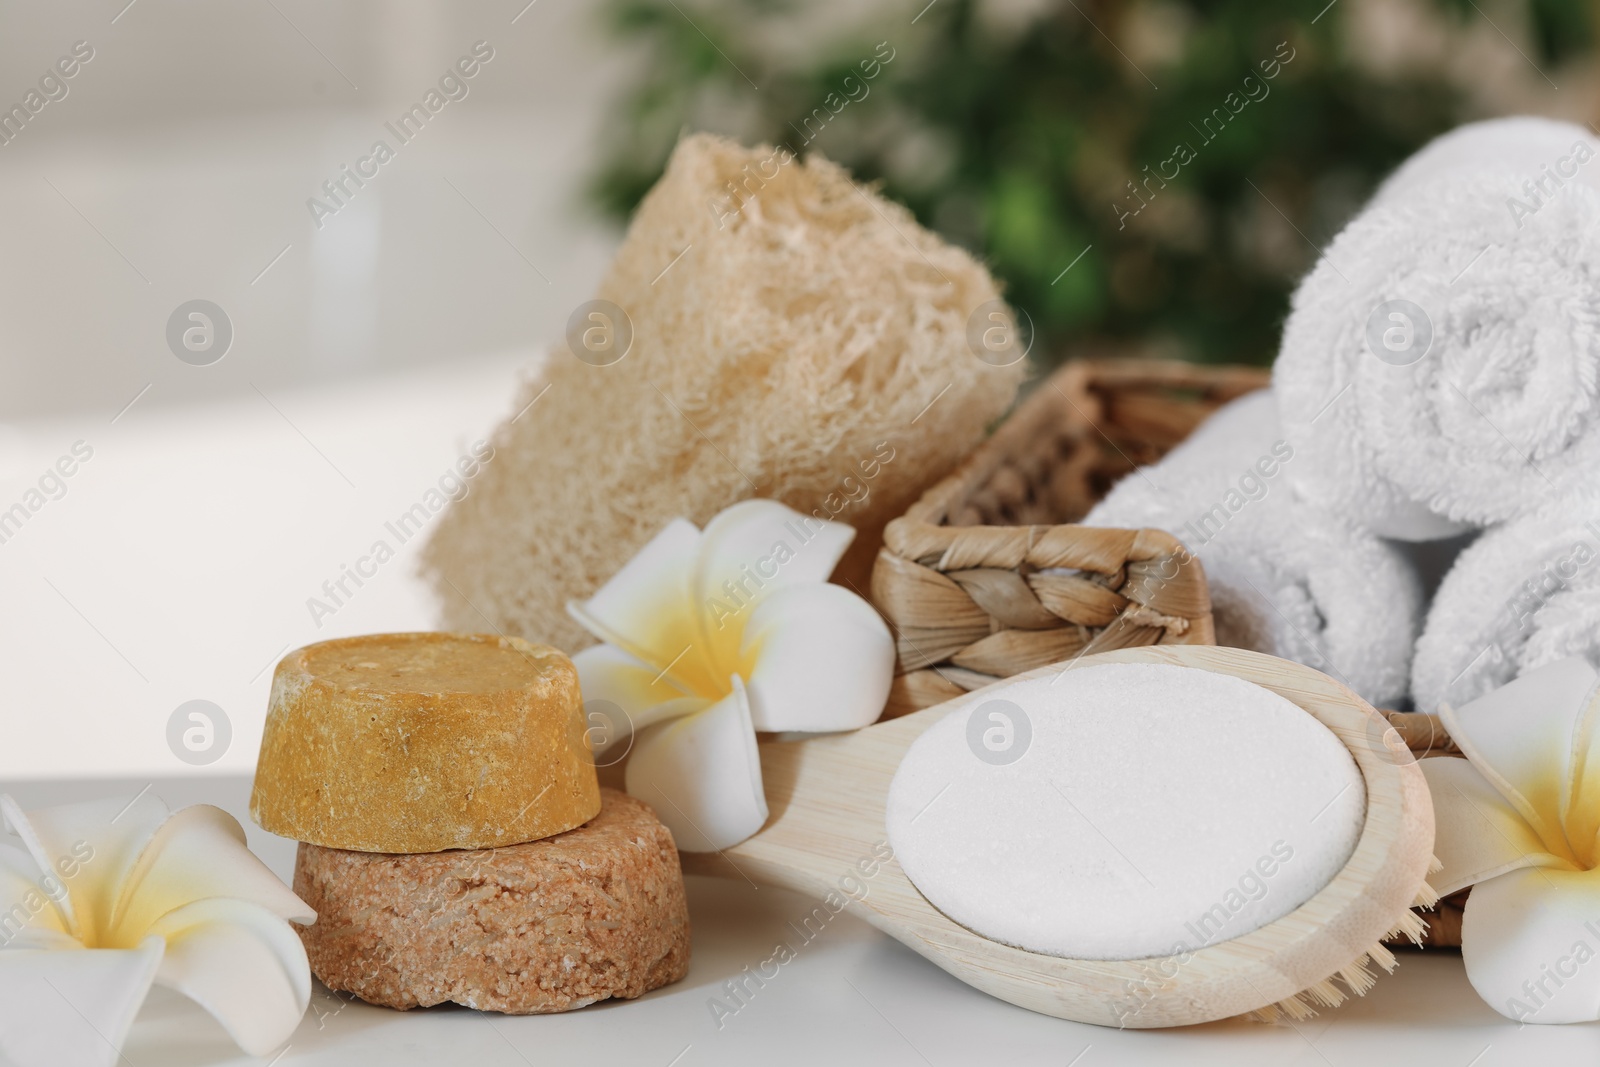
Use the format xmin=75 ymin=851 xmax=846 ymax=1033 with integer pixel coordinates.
xmin=870 ymin=357 xmax=1268 ymax=718
xmin=868 ymin=356 xmax=1468 ymax=948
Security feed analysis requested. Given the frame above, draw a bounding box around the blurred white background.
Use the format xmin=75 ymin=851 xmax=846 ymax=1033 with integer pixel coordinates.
xmin=0 ymin=0 xmax=626 ymax=414
xmin=0 ymin=0 xmax=630 ymax=778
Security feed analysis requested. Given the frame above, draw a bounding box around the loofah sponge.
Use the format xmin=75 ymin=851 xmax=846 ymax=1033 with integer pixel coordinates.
xmin=423 ymin=133 xmax=1025 ymax=652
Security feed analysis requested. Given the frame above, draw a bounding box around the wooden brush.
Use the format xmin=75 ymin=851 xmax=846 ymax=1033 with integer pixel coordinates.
xmin=681 ymin=644 xmax=1438 ymax=1028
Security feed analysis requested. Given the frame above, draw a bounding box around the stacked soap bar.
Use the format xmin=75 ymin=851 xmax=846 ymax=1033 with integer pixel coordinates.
xmin=250 ymin=632 xmax=690 ymax=1014
xmin=252 ymin=631 xmax=600 ymax=852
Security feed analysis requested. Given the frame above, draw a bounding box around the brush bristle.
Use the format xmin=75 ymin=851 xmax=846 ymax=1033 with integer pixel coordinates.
xmin=1385 ymin=907 xmax=1431 ymax=947
xmin=1247 ymin=875 xmax=1438 ymax=1023
xmin=1365 ymin=941 xmax=1398 ymax=973
xmin=1412 ymin=860 xmax=1443 ymax=909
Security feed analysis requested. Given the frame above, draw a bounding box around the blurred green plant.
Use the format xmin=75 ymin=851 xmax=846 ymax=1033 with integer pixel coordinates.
xmin=592 ymin=0 xmax=1593 ymax=366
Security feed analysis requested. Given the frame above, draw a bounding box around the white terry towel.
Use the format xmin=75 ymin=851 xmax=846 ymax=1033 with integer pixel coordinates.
xmin=1374 ymin=115 xmax=1600 ymax=204
xmin=1274 ymin=116 xmax=1600 ymax=539
xmin=1085 ymin=391 xmax=1422 ymax=707
xmin=1412 ymin=492 xmax=1600 ymax=713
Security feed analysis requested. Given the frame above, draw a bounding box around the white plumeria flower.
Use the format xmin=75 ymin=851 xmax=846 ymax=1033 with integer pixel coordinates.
xmin=1421 ymin=656 xmax=1600 ymax=1024
xmin=568 ymin=499 xmax=895 ymax=851
xmin=0 ymin=792 xmax=314 ymax=1065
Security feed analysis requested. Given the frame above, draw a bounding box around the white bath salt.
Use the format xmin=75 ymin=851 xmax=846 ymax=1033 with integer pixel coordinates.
xmin=885 ymin=662 xmax=1365 ymax=960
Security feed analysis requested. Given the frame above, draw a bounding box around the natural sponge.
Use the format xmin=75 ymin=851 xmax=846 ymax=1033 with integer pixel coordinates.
xmin=424 ymin=133 xmax=1024 ymax=652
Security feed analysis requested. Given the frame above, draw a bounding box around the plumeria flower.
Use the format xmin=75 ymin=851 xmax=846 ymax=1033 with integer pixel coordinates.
xmin=568 ymin=499 xmax=895 ymax=851
xmin=1420 ymin=656 xmax=1600 ymax=1024
xmin=0 ymin=791 xmax=314 ymax=1065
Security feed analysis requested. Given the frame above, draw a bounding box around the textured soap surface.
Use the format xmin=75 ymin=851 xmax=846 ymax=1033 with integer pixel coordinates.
xmin=294 ymin=788 xmax=690 ymax=1013
xmin=885 ymin=662 xmax=1365 ymax=960
xmin=251 ymin=632 xmax=601 ymax=853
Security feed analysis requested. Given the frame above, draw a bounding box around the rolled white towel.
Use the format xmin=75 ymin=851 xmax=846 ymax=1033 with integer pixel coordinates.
xmin=1412 ymin=493 xmax=1600 ymax=713
xmin=1085 ymin=390 xmax=1422 ymax=707
xmin=1374 ymin=115 xmax=1600 ymax=204
xmin=1274 ymin=117 xmax=1600 ymax=539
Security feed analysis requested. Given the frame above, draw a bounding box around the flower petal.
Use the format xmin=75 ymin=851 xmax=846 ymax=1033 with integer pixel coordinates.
xmin=1563 ymin=666 xmax=1600 ymax=864
xmin=1 ymin=792 xmax=170 ymax=945
xmin=1461 ymin=866 xmax=1600 ymax=1023
xmin=690 ymin=499 xmax=856 ymax=686
xmin=691 ymin=499 xmax=856 ymax=615
xmin=148 ymin=897 xmax=311 ymax=1057
xmin=570 ymin=517 xmax=698 ymax=653
xmin=568 ymin=517 xmax=729 ymax=697
xmin=570 ymin=643 xmax=704 ymax=757
xmin=0 ymin=937 xmax=163 ymax=1067
xmin=108 ymin=805 xmax=312 ymax=946
xmin=1420 ymin=755 xmax=1575 ymax=896
xmin=0 ymin=843 xmax=70 ymax=946
xmin=1440 ymin=656 xmax=1600 ymax=865
xmin=624 ymin=679 xmax=769 ymax=852
xmin=740 ymin=583 xmax=894 ymax=733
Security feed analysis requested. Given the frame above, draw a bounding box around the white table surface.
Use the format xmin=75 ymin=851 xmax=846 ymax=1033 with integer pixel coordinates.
xmin=6 ymin=777 xmax=1598 ymax=1067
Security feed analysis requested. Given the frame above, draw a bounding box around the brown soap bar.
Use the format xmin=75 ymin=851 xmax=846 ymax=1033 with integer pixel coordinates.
xmin=293 ymin=788 xmax=690 ymax=1013
xmin=251 ymin=632 xmax=600 ymax=852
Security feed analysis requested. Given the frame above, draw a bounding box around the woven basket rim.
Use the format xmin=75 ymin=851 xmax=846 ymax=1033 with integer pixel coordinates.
xmin=883 ymin=356 xmax=1269 ymax=575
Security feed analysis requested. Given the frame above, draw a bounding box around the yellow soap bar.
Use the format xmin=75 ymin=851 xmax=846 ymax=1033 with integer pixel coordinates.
xmin=250 ymin=632 xmax=600 ymax=853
